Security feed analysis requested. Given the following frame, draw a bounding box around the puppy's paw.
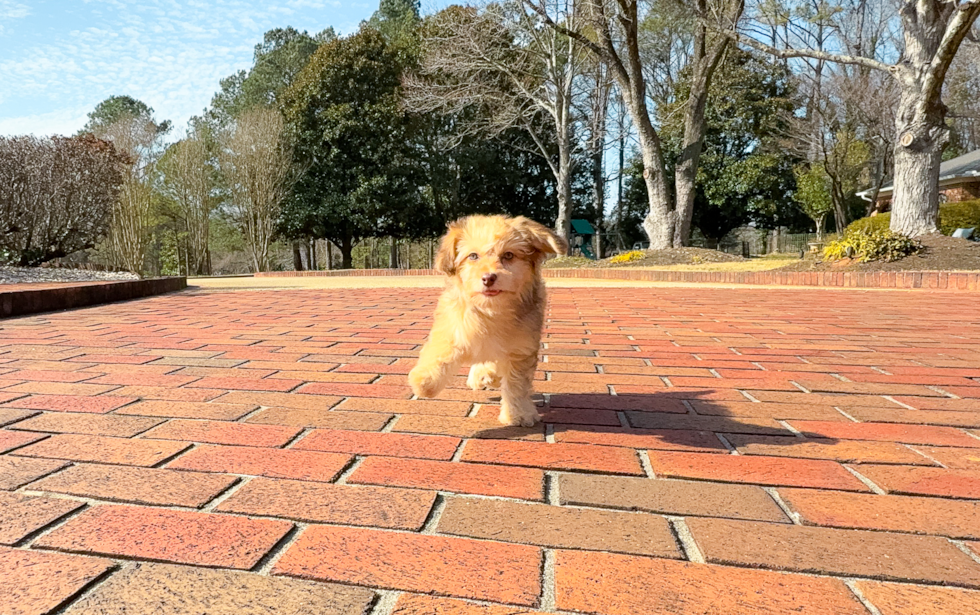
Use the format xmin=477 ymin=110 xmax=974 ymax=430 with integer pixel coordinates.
xmin=498 ymin=401 xmax=540 ymax=427
xmin=466 ymin=363 xmax=501 ymax=390
xmin=408 ymin=365 xmax=445 ymax=398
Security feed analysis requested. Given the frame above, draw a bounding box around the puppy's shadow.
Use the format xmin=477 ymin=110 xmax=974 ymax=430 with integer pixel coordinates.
xmin=473 ymin=390 xmax=840 ymax=452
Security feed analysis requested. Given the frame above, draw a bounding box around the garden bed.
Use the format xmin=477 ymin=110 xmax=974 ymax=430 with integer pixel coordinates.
xmin=778 ymin=234 xmax=980 ymax=272
xmin=547 ymin=247 xmax=746 ymax=269
xmin=0 ymin=266 xmax=138 ymax=285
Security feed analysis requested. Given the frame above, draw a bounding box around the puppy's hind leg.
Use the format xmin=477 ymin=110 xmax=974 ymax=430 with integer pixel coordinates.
xmin=497 ymin=355 xmax=540 ymax=427
xmin=467 ymin=362 xmax=501 ymax=390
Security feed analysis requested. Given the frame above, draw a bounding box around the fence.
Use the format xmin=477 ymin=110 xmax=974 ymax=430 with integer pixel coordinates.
xmin=690 ymin=231 xmax=837 ymax=257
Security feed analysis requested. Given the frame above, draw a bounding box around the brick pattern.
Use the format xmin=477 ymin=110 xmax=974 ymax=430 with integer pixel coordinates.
xmin=3 ymin=285 xmax=980 ymax=613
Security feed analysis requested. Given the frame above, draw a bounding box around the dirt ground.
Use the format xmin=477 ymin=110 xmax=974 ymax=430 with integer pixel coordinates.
xmin=778 ymin=233 xmax=980 ymax=272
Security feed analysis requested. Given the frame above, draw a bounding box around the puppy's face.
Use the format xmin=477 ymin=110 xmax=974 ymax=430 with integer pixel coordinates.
xmin=435 ymin=215 xmax=566 ymax=305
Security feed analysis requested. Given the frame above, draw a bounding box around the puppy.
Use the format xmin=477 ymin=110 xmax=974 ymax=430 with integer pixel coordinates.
xmin=408 ymin=215 xmax=567 ymax=426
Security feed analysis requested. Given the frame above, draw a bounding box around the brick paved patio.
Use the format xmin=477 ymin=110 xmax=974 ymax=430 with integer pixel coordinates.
xmin=1 ymin=284 xmax=979 ymax=614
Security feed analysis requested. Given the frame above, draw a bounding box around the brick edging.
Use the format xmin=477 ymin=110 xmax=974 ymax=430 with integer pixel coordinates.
xmin=542 ymin=268 xmax=979 ymax=290
xmin=254 ymin=268 xmax=979 ymax=290
xmin=256 ymin=269 xmax=437 ymax=277
xmin=1 ymin=277 xmax=188 ymax=318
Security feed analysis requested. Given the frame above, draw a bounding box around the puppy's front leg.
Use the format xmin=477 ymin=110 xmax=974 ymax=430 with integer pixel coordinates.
xmin=409 ymin=327 xmax=464 ymax=399
xmin=498 ymin=354 xmax=540 ymax=427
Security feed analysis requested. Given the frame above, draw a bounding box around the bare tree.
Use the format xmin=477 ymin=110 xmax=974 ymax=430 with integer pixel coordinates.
xmin=97 ymin=116 xmax=161 ymax=274
xmin=405 ymin=1 xmax=583 ymax=242
xmin=582 ymin=57 xmax=613 ymax=256
xmin=732 ymin=0 xmax=980 ymax=236
xmin=528 ymin=0 xmax=745 ymax=248
xmin=945 ymin=39 xmax=980 ymax=151
xmin=219 ymin=108 xmax=296 ymax=273
xmin=0 ymin=135 xmax=124 ymax=265
xmin=158 ymin=125 xmax=217 ymax=275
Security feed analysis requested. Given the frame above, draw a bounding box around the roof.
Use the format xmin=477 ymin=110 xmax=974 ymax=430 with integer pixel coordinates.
xmin=862 ymin=148 xmax=980 ymax=198
xmin=939 ymin=148 xmax=980 ymax=180
xmin=571 ymin=219 xmax=595 ymax=235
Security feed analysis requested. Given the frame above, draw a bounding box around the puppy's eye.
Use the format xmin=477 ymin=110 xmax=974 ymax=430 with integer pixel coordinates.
xmin=467 ymin=253 xmax=479 ymax=260
xmin=502 ymin=252 xmax=515 ymax=261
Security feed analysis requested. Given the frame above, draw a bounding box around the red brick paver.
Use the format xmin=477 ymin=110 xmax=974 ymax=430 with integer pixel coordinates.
xmin=3 ymin=284 xmax=980 ymax=613
xmin=0 ymin=548 xmax=114 ymax=615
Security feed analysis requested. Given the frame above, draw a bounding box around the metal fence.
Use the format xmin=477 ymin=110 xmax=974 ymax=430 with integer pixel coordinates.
xmin=690 ymin=231 xmax=836 ymax=257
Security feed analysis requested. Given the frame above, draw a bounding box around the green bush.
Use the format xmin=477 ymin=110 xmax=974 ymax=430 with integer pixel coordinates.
xmin=846 ymin=199 xmax=980 ymax=236
xmin=938 ymin=199 xmax=980 ymax=235
xmin=845 ymin=213 xmax=891 ymax=235
xmin=823 ymin=229 xmax=922 ymax=262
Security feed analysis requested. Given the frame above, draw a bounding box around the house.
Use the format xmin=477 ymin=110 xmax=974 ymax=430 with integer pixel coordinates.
xmin=859 ymin=148 xmax=980 ymax=212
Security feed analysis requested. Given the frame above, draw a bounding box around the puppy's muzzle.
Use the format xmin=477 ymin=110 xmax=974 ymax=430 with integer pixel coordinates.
xmin=482 ymin=273 xmax=498 ymax=287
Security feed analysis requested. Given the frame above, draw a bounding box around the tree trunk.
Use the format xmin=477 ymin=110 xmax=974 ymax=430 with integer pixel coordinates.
xmin=674 ymin=79 xmax=710 ymax=247
xmin=292 ymin=240 xmax=304 ymax=271
xmin=341 ymin=236 xmax=353 ymax=269
xmin=673 ymin=7 xmax=732 ymax=248
xmin=389 ymin=238 xmax=398 ymax=269
xmin=619 ymin=84 xmax=674 ymax=248
xmin=555 ymin=141 xmax=573 ymax=249
xmin=890 ymin=86 xmax=945 ymax=236
xmin=326 ymin=241 xmax=333 ymax=270
xmin=591 ymin=144 xmax=605 ymax=258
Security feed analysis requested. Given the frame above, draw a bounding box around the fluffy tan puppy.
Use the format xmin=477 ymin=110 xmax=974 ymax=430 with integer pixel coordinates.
xmin=408 ymin=215 xmax=567 ymax=426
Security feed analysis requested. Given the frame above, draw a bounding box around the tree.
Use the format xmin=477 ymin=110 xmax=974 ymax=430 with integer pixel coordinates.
xmin=0 ymin=135 xmax=124 ymax=265
xmin=89 ymin=98 xmax=170 ymax=274
xmin=82 ymin=96 xmax=171 ymax=136
xmin=527 ymin=0 xmax=745 ymax=248
xmin=793 ymin=164 xmax=833 ymax=238
xmin=281 ymin=28 xmax=426 ymax=268
xmin=368 ymin=0 xmax=422 ymax=45
xmin=207 ymin=27 xmax=334 ymax=127
xmin=157 ymin=124 xmax=218 ymax=275
xmin=733 ymin=0 xmax=980 ymax=236
xmin=406 ymin=2 xmax=582 ymax=243
xmin=219 ymin=108 xmax=297 ymax=273
xmin=582 ymin=57 xmax=612 ymax=257
xmin=662 ymin=49 xmax=800 ymax=243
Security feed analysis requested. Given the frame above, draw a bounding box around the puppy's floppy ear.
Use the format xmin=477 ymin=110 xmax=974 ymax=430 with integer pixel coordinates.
xmin=435 ymin=220 xmax=465 ymax=275
xmin=513 ymin=217 xmax=568 ymax=259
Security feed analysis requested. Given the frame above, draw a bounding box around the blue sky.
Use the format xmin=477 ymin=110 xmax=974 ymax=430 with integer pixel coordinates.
xmin=0 ymin=0 xmax=449 ymax=137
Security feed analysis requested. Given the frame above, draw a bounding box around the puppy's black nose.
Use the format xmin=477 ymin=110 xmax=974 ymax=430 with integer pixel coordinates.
xmin=482 ymin=273 xmax=497 ymax=287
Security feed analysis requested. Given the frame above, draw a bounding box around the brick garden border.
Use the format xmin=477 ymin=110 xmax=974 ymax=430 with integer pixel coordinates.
xmin=1 ymin=277 xmax=187 ymax=318
xmin=255 ymin=268 xmax=980 ymax=290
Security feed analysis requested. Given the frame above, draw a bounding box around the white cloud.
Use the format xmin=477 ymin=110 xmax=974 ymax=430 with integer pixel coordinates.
xmin=0 ymin=1 xmax=452 ymax=136
xmin=0 ymin=1 xmax=29 ymax=19
xmin=0 ymin=107 xmax=91 ymax=137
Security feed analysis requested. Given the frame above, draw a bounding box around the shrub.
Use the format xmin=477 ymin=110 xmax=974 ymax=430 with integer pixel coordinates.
xmin=823 ymin=229 xmax=921 ymax=262
xmin=845 ymin=213 xmax=891 ymax=235
xmin=847 ymin=199 xmax=980 ymax=237
xmin=608 ymin=250 xmax=646 ymax=264
xmin=938 ymin=199 xmax=980 ymax=235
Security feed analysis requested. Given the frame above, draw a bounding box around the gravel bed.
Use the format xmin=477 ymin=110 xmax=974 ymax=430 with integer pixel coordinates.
xmin=0 ymin=266 xmax=139 ymax=285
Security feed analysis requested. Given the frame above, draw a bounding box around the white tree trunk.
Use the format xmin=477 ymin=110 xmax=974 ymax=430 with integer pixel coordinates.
xmin=889 ymin=86 xmax=945 ymax=236
xmin=555 ymin=134 xmax=573 ymax=248
xmin=627 ymin=93 xmax=675 ymax=249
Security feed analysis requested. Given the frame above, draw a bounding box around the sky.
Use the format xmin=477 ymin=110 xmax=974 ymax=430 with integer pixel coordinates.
xmin=0 ymin=0 xmax=449 ymax=137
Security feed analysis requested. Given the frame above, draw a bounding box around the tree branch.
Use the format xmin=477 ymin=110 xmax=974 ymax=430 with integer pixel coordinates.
xmin=921 ymin=0 xmax=980 ymax=106
xmin=722 ymin=30 xmax=897 ymax=74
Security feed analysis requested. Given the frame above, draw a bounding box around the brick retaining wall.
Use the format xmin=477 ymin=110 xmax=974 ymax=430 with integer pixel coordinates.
xmin=1 ymin=277 xmax=187 ymax=318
